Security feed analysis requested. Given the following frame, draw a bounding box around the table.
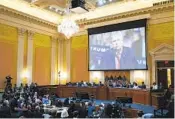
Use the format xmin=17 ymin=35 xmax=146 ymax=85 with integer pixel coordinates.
xmin=57 ymin=86 xmax=107 ymax=100
xmin=108 ymin=88 xmax=150 ymax=105
xmin=55 ymin=86 xmax=151 ymax=105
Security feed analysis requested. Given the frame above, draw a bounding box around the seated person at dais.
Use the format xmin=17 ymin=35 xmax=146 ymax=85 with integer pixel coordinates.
xmin=152 ymin=82 xmax=158 ymax=90
xmin=139 ymin=82 xmax=146 ymax=89
xmin=133 ymin=82 xmax=139 ymax=89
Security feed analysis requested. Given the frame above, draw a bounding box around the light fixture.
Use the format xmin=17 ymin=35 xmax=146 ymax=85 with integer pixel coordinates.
xmin=58 ymin=0 xmax=79 ymax=39
xmin=31 ymin=0 xmax=38 ymax=3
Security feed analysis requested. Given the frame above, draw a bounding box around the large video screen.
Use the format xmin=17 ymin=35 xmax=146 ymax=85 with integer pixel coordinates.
xmin=88 ymin=19 xmax=147 ymax=70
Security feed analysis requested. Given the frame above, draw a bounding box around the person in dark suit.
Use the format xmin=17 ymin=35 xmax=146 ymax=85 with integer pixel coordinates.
xmin=0 ymin=100 xmax=11 ymax=117
xmin=140 ymin=82 xmax=146 ymax=89
xmin=78 ymin=102 xmax=87 ymax=118
xmin=100 ymin=31 xmax=138 ymax=69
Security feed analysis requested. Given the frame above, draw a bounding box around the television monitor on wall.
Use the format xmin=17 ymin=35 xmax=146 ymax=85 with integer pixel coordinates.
xmin=88 ymin=19 xmax=148 ymax=71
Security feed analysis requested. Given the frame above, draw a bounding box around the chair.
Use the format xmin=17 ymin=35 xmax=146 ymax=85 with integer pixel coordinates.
xmin=73 ymin=111 xmax=79 ymax=118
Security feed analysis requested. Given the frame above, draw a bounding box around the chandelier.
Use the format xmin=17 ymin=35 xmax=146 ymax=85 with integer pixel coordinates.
xmin=58 ymin=1 xmax=79 ymax=39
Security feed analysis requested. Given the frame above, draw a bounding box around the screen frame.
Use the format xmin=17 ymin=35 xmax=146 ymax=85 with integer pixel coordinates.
xmin=88 ymin=19 xmax=148 ymax=71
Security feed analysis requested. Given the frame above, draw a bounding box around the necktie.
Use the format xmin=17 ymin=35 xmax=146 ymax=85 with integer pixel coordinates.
xmin=115 ymin=56 xmax=120 ymax=69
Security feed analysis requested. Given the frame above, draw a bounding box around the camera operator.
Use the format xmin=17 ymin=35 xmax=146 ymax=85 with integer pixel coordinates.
xmin=5 ymin=75 xmax=12 ymax=86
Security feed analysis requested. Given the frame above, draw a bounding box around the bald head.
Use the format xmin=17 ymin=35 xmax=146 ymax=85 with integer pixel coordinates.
xmin=111 ymin=31 xmax=124 ymax=50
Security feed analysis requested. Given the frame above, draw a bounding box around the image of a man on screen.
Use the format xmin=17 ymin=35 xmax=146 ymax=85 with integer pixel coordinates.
xmin=100 ymin=31 xmax=138 ymax=69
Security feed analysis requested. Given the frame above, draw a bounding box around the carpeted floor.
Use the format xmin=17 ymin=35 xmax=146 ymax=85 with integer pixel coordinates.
xmin=58 ymin=98 xmax=156 ymax=114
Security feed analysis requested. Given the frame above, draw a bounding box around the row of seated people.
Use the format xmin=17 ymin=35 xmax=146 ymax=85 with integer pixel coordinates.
xmin=107 ymin=79 xmax=168 ymax=90
xmin=106 ymin=80 xmax=147 ymax=89
xmin=65 ymin=75 xmax=127 ymax=87
xmin=65 ymin=81 xmax=166 ymax=91
xmin=3 ymin=82 xmax=39 ymax=100
xmin=0 ymin=81 xmax=58 ymax=118
xmin=66 ymin=81 xmax=104 ymax=87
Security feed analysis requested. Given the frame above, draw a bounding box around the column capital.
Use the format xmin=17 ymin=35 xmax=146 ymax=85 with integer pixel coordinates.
xmin=28 ymin=31 xmax=35 ymax=40
xmin=58 ymin=38 xmax=64 ymax=43
xmin=51 ymin=36 xmax=58 ymax=42
xmin=65 ymin=39 xmax=71 ymax=44
xmin=18 ymin=28 xmax=26 ymax=36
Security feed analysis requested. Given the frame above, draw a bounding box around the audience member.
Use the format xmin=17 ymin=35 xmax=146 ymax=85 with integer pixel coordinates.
xmin=0 ymin=79 xmax=156 ymax=118
xmin=152 ymin=82 xmax=158 ymax=90
xmin=61 ymin=109 xmax=69 ymax=118
xmin=0 ymin=100 xmax=11 ymax=117
xmin=127 ymin=82 xmax=133 ymax=88
xmin=78 ymin=102 xmax=87 ymax=118
xmin=34 ymin=106 xmax=42 ymax=118
xmin=87 ymin=102 xmax=95 ymax=117
xmin=68 ymin=101 xmax=75 ymax=118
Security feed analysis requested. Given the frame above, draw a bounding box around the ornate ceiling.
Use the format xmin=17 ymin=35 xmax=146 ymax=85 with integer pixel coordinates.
xmin=23 ymin=0 xmax=120 ymax=15
xmin=0 ymin=0 xmax=173 ymax=24
xmin=0 ymin=0 xmax=173 ymax=37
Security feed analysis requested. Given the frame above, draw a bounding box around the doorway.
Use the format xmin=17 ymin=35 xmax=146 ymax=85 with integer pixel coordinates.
xmin=156 ymin=60 xmax=174 ymax=89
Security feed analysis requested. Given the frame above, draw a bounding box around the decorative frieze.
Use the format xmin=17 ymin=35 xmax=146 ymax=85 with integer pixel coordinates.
xmin=0 ymin=1 xmax=174 ymax=32
xmin=77 ymin=2 xmax=174 ymax=26
xmin=0 ymin=5 xmax=56 ymax=29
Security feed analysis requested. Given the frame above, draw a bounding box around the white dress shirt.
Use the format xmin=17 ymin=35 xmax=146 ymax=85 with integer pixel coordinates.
xmin=152 ymin=85 xmax=158 ymax=90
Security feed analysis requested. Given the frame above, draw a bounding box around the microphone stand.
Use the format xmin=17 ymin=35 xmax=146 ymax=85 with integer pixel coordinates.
xmin=58 ymin=71 xmax=61 ymax=86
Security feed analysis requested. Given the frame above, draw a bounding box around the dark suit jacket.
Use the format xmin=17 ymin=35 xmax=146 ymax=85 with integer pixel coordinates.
xmin=100 ymin=47 xmax=138 ymax=70
xmin=0 ymin=106 xmax=11 ymax=117
xmin=140 ymin=84 xmax=146 ymax=89
xmin=78 ymin=107 xmax=87 ymax=118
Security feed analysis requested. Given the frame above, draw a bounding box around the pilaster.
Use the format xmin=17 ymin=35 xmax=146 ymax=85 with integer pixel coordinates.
xmin=27 ymin=31 xmax=34 ymax=85
xmin=17 ymin=28 xmax=26 ymax=86
xmin=66 ymin=39 xmax=71 ymax=83
xmin=51 ymin=37 xmax=58 ymax=85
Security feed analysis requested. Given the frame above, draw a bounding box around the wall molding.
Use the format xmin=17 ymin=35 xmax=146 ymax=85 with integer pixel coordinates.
xmin=0 ymin=1 xmax=174 ymax=37
xmin=77 ymin=2 xmax=174 ymax=26
xmin=150 ymin=43 xmax=174 ymax=84
xmin=0 ymin=5 xmax=56 ymax=28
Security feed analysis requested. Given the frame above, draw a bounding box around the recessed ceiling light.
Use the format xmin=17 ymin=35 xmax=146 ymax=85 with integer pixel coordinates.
xmin=97 ymin=0 xmax=104 ymax=6
xmin=31 ymin=0 xmax=38 ymax=3
xmin=55 ymin=8 xmax=59 ymax=12
xmin=49 ymin=6 xmax=53 ymax=9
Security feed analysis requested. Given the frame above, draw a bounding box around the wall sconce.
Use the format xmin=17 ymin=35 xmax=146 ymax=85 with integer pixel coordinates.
xmin=21 ymin=69 xmax=29 ymax=84
xmin=91 ymin=72 xmax=102 ymax=83
xmin=21 ymin=69 xmax=29 ymax=78
xmin=58 ymin=71 xmax=67 ymax=85
xmin=134 ymin=71 xmax=144 ymax=85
